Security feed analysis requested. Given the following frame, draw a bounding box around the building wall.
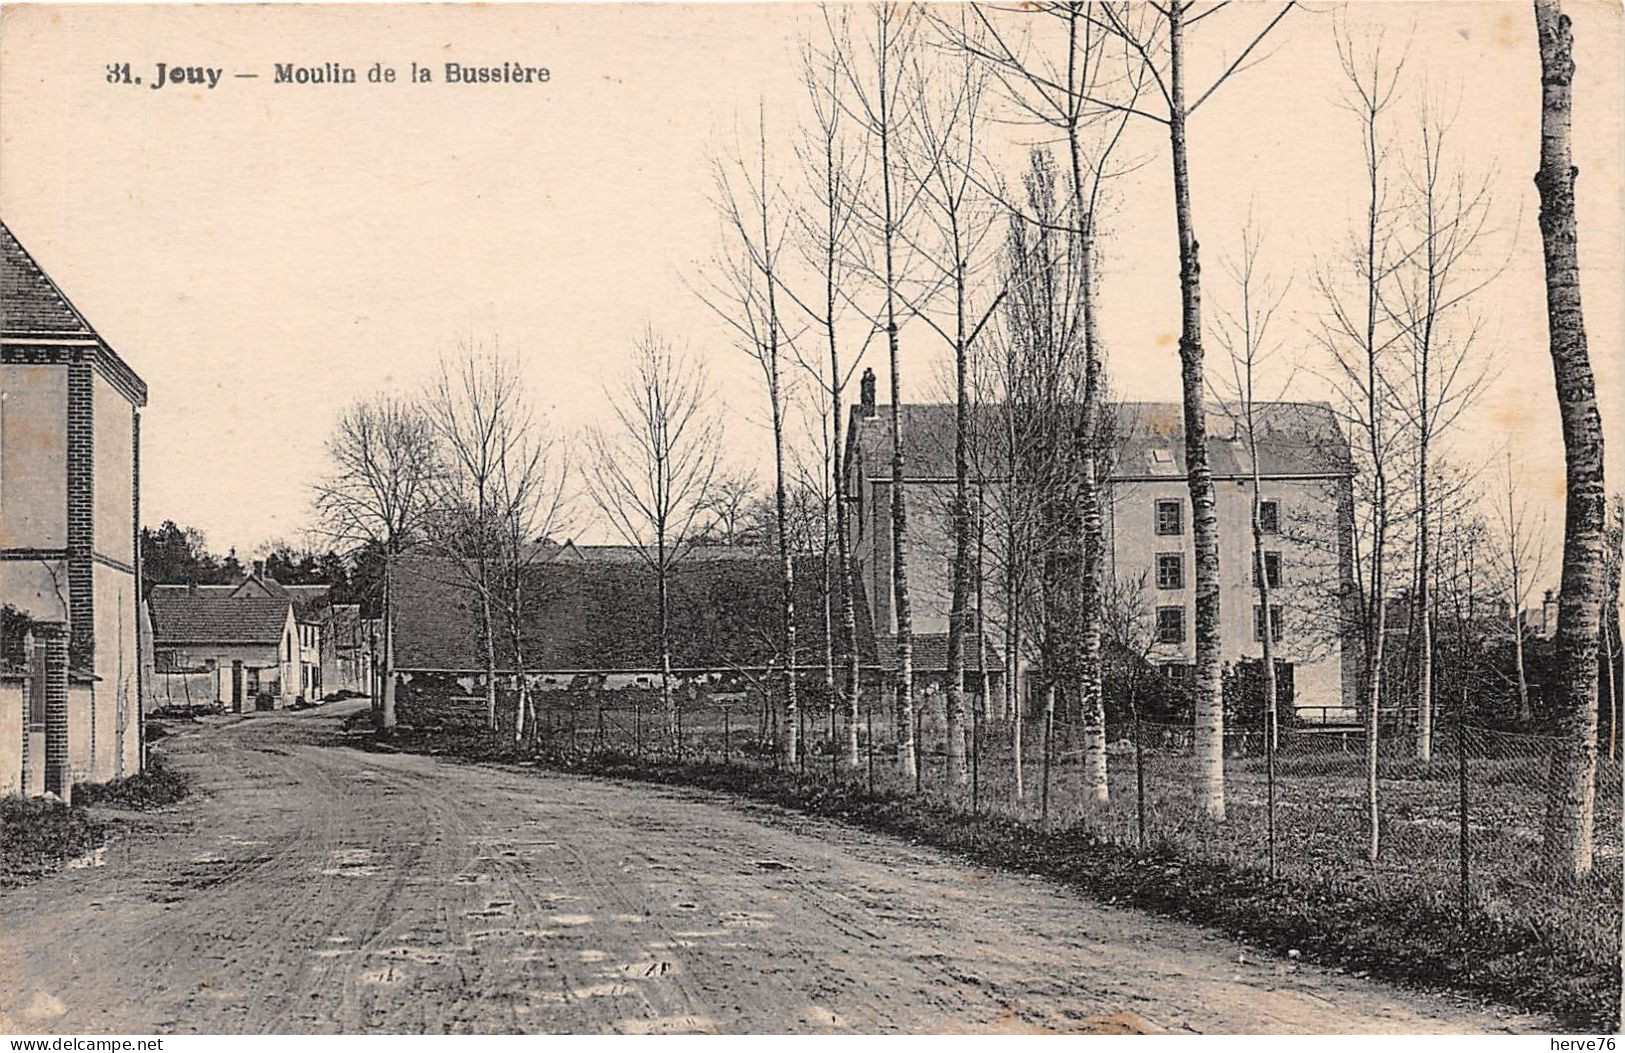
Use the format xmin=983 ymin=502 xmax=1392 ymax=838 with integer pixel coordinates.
xmin=91 ymin=562 xmax=139 ymax=777
xmin=0 ymin=678 xmax=22 ymax=794
xmin=1104 ymin=475 xmax=1351 ymax=713
xmin=0 ymin=363 xmax=68 ymax=549
xmin=0 ymin=560 xmax=70 ymax=622
xmin=92 ymin=375 xmax=135 ymax=566
xmin=846 ymin=463 xmax=1356 ymax=717
xmin=67 ymin=679 xmax=93 ymax=784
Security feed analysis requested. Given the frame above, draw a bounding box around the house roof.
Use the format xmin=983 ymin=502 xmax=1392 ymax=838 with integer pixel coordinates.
xmin=282 ymin=584 xmax=333 ymax=621
xmin=0 ymin=221 xmax=94 ymax=336
xmin=1 ymin=219 xmax=149 ymax=406
xmin=148 ymin=586 xmax=292 ymax=646
xmin=846 ymin=400 xmax=1350 ymax=485
xmin=395 ymin=550 xmax=874 ymax=673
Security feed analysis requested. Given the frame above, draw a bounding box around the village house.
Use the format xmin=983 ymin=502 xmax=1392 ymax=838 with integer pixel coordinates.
xmin=145 ymin=562 xmax=372 ymax=710
xmin=1 ymin=220 xmax=148 ymax=799
xmin=843 ymin=371 xmax=1357 ymax=724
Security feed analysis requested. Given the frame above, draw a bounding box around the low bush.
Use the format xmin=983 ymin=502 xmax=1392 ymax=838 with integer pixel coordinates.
xmin=73 ymin=757 xmax=191 ymax=810
xmin=0 ymin=795 xmax=106 ymax=885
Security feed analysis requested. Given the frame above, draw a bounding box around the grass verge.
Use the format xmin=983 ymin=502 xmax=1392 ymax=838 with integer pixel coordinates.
xmin=0 ymin=796 xmax=106 ymax=886
xmin=1 ymin=754 xmax=190 ymax=887
xmin=376 ymin=696 xmax=1618 ymax=1032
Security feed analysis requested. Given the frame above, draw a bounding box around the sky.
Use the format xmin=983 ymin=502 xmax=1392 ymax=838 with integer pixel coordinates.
xmin=1 ymin=2 xmax=1620 ymax=585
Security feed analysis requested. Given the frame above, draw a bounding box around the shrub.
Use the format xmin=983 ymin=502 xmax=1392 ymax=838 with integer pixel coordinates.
xmin=0 ymin=795 xmax=106 ymax=885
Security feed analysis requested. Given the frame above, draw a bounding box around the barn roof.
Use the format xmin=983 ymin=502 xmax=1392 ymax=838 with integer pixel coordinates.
xmin=845 ymin=400 xmax=1350 ymax=485
xmin=147 ymin=587 xmax=292 ymax=646
xmin=394 ymin=551 xmax=879 ymax=673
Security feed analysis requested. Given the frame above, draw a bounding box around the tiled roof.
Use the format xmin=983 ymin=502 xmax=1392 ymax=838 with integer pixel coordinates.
xmin=0 ymin=220 xmax=94 ymax=336
xmin=148 ymin=586 xmax=292 ymax=645
xmin=873 ymin=633 xmax=995 ymax=672
xmin=395 ymin=551 xmax=873 ymax=673
xmin=846 ymin=400 xmax=1350 ymax=484
xmin=282 ymin=584 xmax=333 ymax=621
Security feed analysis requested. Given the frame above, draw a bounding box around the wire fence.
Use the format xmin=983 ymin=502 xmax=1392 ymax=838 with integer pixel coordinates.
xmin=405 ymin=678 xmax=1623 ymax=971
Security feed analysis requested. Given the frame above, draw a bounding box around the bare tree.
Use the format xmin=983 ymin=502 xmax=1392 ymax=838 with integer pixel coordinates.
xmin=1210 ymin=220 xmax=1292 ymax=755
xmin=587 ymin=329 xmax=723 ymax=745
xmin=1315 ymin=24 xmax=1406 ymax=861
xmin=1532 ymin=0 xmax=1607 ymax=881
xmin=490 ymin=387 xmax=572 ymax=743
xmin=899 ymin=14 xmax=1003 ymax=786
xmin=1491 ymin=452 xmax=1546 ymax=723
xmin=704 ymin=104 xmax=802 ymax=767
xmin=785 ymin=17 xmax=873 ymax=767
xmin=423 ymin=348 xmax=529 ymax=732
xmin=312 ymin=396 xmax=436 ymax=734
xmin=1078 ymin=0 xmax=1297 ymax=819
xmin=948 ymin=1 xmax=1148 ymax=805
xmin=1383 ymin=94 xmax=1499 ymax=762
xmin=837 ymin=2 xmax=927 ymax=780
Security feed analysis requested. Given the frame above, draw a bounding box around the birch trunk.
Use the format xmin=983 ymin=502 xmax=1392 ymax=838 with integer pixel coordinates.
xmin=1167 ymin=4 xmax=1225 ymax=819
xmin=877 ymin=24 xmax=916 ymax=783
xmin=1533 ymin=0 xmax=1604 ymax=881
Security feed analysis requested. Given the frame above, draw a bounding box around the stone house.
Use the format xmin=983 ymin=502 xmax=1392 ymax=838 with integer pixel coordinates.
xmin=1 ymin=220 xmax=147 ymax=798
xmin=843 ymin=374 xmax=1357 ymax=724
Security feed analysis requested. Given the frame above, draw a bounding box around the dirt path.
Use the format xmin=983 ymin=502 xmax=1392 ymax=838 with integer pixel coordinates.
xmin=0 ymin=701 xmax=1553 ymax=1034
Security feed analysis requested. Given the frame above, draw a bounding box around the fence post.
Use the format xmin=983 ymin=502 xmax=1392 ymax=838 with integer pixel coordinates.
xmin=1458 ymin=706 xmax=1470 ymax=924
xmin=1134 ymin=703 xmax=1146 ymax=850
xmin=596 ymin=701 xmax=605 ymax=757
xmin=1266 ymin=698 xmax=1277 ymax=879
xmin=866 ymin=699 xmax=874 ymax=794
xmin=799 ymin=704 xmax=807 ymax=774
xmin=914 ymin=702 xmax=923 ymax=795
xmin=635 ymin=696 xmax=642 ymax=761
xmin=829 ymin=703 xmax=837 ymax=780
xmin=971 ymin=694 xmax=980 ymax=815
xmin=677 ymin=697 xmax=685 ymax=765
xmin=1041 ymin=702 xmax=1054 ymax=827
xmin=723 ymin=704 xmax=731 ymax=765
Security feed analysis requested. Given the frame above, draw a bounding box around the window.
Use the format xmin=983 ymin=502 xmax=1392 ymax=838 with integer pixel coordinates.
xmin=1156 ymin=606 xmax=1186 ymax=644
xmin=1259 ymin=499 xmax=1280 ymax=535
xmin=1253 ymin=604 xmax=1284 ymax=642
xmin=1253 ymin=551 xmax=1283 ymax=589
xmin=1156 ymin=553 xmax=1184 ymax=590
xmin=1155 ymin=499 xmax=1184 ymax=536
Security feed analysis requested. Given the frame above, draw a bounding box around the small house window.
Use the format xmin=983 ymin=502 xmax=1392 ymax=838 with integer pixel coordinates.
xmin=1156 ymin=606 xmax=1186 ymax=644
xmin=1155 ymin=499 xmax=1183 ymax=536
xmin=1155 ymin=553 xmax=1184 ymax=590
xmin=1254 ymin=604 xmax=1284 ymax=642
xmin=1253 ymin=551 xmax=1283 ymax=589
xmin=1260 ymin=500 xmax=1280 ymax=535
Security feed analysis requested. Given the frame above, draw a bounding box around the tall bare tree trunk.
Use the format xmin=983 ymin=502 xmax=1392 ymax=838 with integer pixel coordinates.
xmin=877 ymin=22 xmax=916 ymax=783
xmin=830 ymin=313 xmax=861 ymax=769
xmin=382 ymin=548 xmax=398 ymax=732
xmin=1533 ymin=0 xmax=1604 ymax=881
xmin=945 ymin=253 xmax=972 ymax=787
xmin=1167 ymin=4 xmax=1225 ymax=820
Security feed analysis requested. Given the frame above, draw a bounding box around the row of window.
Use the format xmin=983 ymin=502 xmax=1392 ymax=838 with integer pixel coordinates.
xmin=1155 ymin=498 xmax=1281 ymax=536
xmin=1154 ymin=551 xmax=1283 ymax=590
xmin=1154 ymin=604 xmax=1284 ymax=645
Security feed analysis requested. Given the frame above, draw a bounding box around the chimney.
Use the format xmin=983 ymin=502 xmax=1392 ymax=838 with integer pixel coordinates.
xmin=860 ymin=367 xmax=877 ymax=417
xmin=252 ymin=559 xmax=265 ymax=580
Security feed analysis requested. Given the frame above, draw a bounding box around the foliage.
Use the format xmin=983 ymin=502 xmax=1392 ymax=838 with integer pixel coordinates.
xmin=0 ymin=795 xmax=106 ymax=886
xmin=73 ymin=758 xmax=192 ymax=810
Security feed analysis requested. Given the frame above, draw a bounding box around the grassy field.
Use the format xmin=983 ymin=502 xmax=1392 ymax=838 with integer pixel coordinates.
xmin=384 ymin=680 xmax=1623 ymax=1030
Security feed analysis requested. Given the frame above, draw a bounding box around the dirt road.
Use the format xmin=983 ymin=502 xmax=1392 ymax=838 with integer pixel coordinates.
xmin=0 ymin=701 xmax=1551 ymax=1034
